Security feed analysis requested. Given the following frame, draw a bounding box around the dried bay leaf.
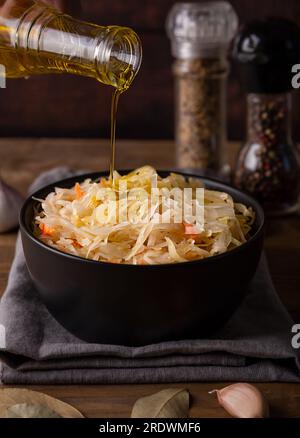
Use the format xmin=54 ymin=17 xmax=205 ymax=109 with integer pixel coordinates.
xmin=7 ymin=403 xmax=62 ymax=418
xmin=131 ymin=388 xmax=190 ymax=418
xmin=0 ymin=388 xmax=84 ymax=419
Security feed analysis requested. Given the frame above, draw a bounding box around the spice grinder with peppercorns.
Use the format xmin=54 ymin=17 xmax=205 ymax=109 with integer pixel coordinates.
xmin=233 ymin=18 xmax=300 ymax=215
xmin=166 ymin=1 xmax=238 ymax=178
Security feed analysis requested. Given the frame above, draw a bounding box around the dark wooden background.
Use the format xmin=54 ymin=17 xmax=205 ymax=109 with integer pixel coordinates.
xmin=2 ymin=0 xmax=300 ymax=140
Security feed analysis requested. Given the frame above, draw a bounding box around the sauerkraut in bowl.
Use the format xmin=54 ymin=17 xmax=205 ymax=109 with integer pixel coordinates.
xmin=33 ymin=166 xmax=255 ymax=265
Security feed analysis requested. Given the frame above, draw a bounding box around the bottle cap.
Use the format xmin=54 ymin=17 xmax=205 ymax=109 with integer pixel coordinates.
xmin=166 ymin=1 xmax=238 ymax=59
xmin=233 ymin=18 xmax=300 ymax=93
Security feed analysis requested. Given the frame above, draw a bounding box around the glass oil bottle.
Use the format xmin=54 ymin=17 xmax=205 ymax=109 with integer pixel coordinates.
xmin=0 ymin=0 xmax=142 ymax=91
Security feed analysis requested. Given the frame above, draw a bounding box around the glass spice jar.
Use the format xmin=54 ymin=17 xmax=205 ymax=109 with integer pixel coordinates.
xmin=233 ymin=18 xmax=300 ymax=215
xmin=166 ymin=2 xmax=238 ymax=177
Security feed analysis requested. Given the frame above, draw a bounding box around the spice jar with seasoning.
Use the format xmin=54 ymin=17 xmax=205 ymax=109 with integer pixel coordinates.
xmin=166 ymin=2 xmax=238 ymax=177
xmin=233 ymin=18 xmax=300 ymax=215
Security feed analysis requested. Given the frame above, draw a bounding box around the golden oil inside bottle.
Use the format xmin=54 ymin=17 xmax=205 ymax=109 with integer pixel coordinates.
xmin=0 ymin=0 xmax=142 ymax=176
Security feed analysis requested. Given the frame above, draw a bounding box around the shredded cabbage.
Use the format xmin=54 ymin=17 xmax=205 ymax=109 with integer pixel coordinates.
xmin=34 ymin=166 xmax=255 ymax=265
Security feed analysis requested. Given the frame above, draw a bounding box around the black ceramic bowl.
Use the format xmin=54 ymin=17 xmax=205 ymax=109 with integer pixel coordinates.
xmin=20 ymin=171 xmax=264 ymax=346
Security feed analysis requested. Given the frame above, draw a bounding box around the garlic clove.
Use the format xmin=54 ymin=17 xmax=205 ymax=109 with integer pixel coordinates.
xmin=0 ymin=178 xmax=24 ymax=233
xmin=210 ymin=383 xmax=269 ymax=418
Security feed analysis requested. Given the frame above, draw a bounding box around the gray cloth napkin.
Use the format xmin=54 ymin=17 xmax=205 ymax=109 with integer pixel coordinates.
xmin=0 ymin=167 xmax=299 ymax=384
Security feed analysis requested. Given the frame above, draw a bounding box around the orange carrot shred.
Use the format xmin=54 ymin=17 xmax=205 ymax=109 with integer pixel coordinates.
xmin=183 ymin=223 xmax=199 ymax=235
xmin=72 ymin=240 xmax=82 ymax=248
xmin=39 ymin=223 xmax=55 ymax=236
xmin=75 ymin=182 xmax=84 ymax=199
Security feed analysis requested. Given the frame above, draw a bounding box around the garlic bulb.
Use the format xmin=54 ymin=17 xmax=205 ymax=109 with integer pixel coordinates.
xmin=210 ymin=383 xmax=269 ymax=418
xmin=0 ymin=178 xmax=24 ymax=233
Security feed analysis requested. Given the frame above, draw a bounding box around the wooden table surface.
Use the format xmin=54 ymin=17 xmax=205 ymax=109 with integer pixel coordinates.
xmin=0 ymin=138 xmax=299 ymax=418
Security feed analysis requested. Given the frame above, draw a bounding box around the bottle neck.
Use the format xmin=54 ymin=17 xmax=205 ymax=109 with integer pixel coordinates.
xmin=247 ymin=93 xmax=292 ymax=145
xmin=4 ymin=1 xmax=142 ymax=90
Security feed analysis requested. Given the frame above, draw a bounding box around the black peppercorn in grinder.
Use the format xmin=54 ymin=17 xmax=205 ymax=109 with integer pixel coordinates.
xmin=233 ymin=18 xmax=300 ymax=215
